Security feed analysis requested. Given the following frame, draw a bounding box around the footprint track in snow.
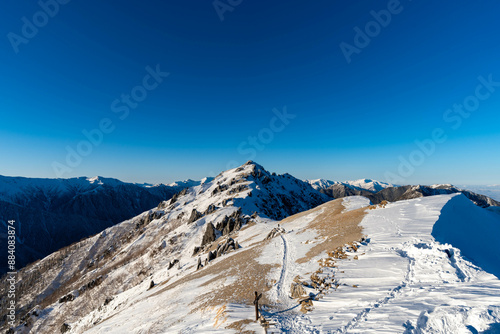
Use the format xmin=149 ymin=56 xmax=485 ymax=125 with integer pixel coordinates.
xmin=276 ymin=234 xmax=289 ymax=302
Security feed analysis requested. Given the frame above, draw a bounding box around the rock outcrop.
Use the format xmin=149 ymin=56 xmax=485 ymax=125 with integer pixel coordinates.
xmin=201 ymin=222 xmax=216 ymax=246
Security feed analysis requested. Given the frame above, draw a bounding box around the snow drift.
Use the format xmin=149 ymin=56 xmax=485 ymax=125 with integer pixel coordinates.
xmin=432 ymin=193 xmax=500 ymax=279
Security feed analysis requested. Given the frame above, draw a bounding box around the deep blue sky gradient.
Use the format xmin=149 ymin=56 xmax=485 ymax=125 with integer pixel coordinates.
xmin=1 ymin=0 xmax=499 ymax=184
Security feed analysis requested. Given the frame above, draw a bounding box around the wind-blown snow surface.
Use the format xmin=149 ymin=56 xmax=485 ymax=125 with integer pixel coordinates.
xmin=306 ymin=194 xmax=500 ymax=333
xmin=61 ymin=194 xmax=500 ymax=334
xmin=432 ymin=194 xmax=500 ymax=279
xmin=342 ymin=196 xmax=371 ymax=212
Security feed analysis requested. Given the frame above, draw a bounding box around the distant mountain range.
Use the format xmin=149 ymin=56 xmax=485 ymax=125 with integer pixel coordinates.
xmin=0 ymin=175 xmax=208 ymax=274
xmin=456 ymin=184 xmax=500 ymax=202
xmin=307 ymin=179 xmax=500 ymax=208
xmin=1 ymin=168 xmax=498 ymax=276
xmin=307 ymin=178 xmax=393 ymax=193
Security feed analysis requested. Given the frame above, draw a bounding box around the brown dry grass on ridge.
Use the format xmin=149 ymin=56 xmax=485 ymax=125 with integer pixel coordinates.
xmin=281 ymin=198 xmax=368 ymax=264
xmin=150 ymin=240 xmax=277 ymax=308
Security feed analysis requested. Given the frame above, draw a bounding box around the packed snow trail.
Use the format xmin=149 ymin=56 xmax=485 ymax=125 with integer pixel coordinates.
xmin=267 ymin=232 xmax=323 ymax=333
xmin=275 ymin=234 xmax=289 ymax=302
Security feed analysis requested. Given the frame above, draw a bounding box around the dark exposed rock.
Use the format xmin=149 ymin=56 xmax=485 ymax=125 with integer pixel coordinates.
xmin=201 ymin=223 xmax=216 ymax=247
xmin=157 ymin=200 xmax=169 ymax=209
xmin=87 ymin=275 xmax=103 ymax=289
xmin=149 ymin=280 xmax=155 ymax=289
xmin=104 ymin=297 xmax=113 ymax=306
xmin=150 ymin=211 xmax=163 ymax=220
xmin=59 ymin=293 xmax=75 ymax=303
xmin=216 ymin=244 xmax=223 ymax=257
xmin=192 ymin=246 xmax=201 ymax=256
xmin=265 ymin=227 xmax=286 ymax=240
xmin=78 ymin=275 xmax=103 ymax=296
xmin=204 ymin=204 xmax=217 ymax=215
xmin=169 ymin=192 xmax=179 ymax=204
xmin=168 ymin=259 xmax=179 ymax=269
xmin=188 ymin=209 xmax=203 ymax=224
xmin=60 ymin=323 xmax=71 ymax=333
xmin=134 ymin=210 xmax=162 ymax=229
xmin=222 ymin=219 xmax=235 ymax=236
xmin=197 ymin=257 xmax=203 ymax=270
xmin=222 ymin=242 xmax=229 ymax=254
xmin=216 ymin=209 xmax=247 ymax=236
xmin=234 ymin=218 xmax=242 ymax=232
xmin=208 ymin=250 xmax=216 ymax=262
xmin=319 ymin=184 xmax=373 ymax=199
xmin=213 ymin=238 xmax=238 ymax=259
xmin=211 ymin=184 xmax=228 ymax=196
xmin=228 ymin=184 xmax=248 ymax=195
xmin=363 ymin=186 xmax=411 ymax=203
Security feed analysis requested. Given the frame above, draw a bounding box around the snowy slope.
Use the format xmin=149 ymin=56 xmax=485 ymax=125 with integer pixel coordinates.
xmin=432 ymin=194 xmax=500 ymax=278
xmin=302 ymin=194 xmax=500 ymax=333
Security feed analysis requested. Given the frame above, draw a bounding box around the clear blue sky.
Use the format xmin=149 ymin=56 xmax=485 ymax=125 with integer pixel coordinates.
xmin=1 ymin=0 xmax=499 ymax=185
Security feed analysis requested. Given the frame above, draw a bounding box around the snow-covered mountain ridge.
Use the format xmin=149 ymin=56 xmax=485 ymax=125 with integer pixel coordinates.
xmin=2 ymin=162 xmax=500 ymax=333
xmin=2 ymin=170 xmax=497 ymax=276
xmin=0 ymin=175 xmax=200 ymax=274
xmin=308 ymin=177 xmax=500 ymax=208
xmin=306 ymin=178 xmax=393 ymax=193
